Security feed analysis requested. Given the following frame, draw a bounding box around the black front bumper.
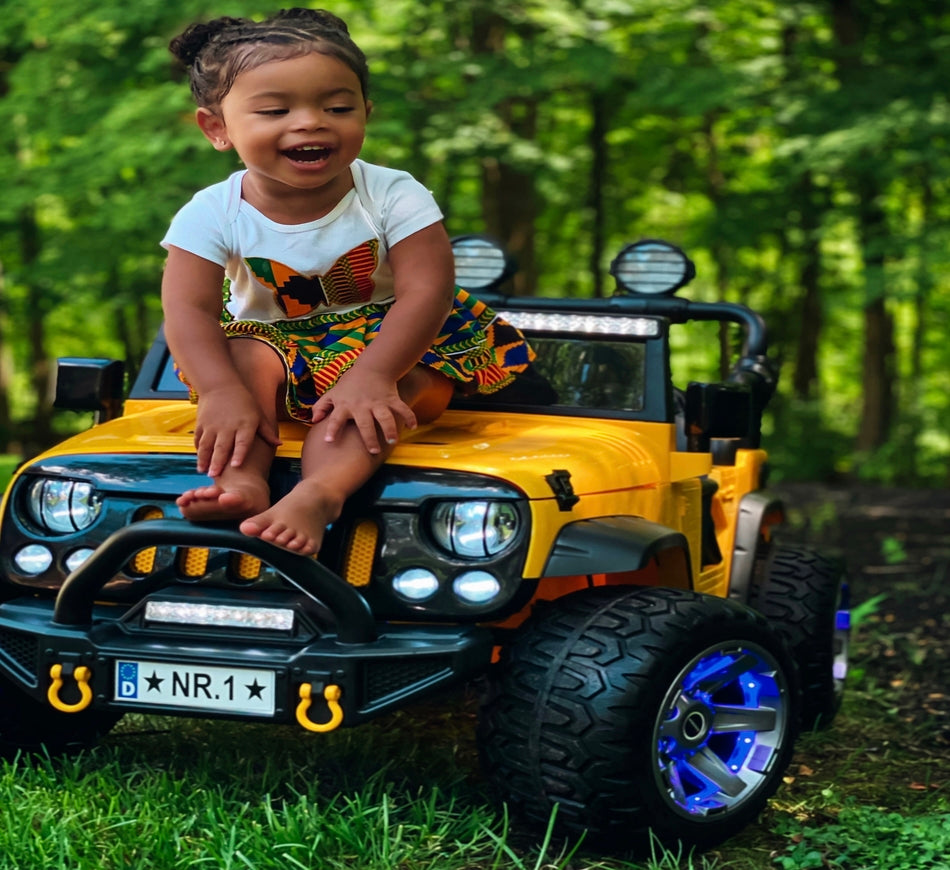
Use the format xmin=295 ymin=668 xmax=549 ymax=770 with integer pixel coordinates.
xmin=0 ymin=520 xmax=493 ymax=729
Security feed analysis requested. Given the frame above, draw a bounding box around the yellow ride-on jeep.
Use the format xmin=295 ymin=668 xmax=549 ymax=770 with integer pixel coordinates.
xmin=0 ymin=238 xmax=848 ymax=850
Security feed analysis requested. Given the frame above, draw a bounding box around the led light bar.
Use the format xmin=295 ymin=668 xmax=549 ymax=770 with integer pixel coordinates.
xmin=498 ymin=310 xmax=660 ymax=338
xmin=144 ymin=601 xmax=294 ymax=631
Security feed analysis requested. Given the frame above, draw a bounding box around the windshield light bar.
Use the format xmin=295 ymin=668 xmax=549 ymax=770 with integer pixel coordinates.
xmin=498 ymin=310 xmax=660 ymax=338
xmin=144 ymin=601 xmax=295 ymax=631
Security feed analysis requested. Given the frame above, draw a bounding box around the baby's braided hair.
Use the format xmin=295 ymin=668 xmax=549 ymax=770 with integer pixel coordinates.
xmin=169 ymin=8 xmax=369 ymax=107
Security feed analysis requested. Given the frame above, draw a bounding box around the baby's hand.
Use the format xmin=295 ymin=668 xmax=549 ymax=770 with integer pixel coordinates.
xmin=311 ymin=371 xmax=416 ymax=454
xmin=195 ymin=386 xmax=281 ymax=476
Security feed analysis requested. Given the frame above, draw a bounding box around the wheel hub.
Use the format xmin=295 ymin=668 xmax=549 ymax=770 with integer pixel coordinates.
xmin=671 ymin=700 xmax=713 ymax=749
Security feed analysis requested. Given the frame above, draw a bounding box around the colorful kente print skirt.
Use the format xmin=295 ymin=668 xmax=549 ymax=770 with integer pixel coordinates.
xmin=188 ymin=288 xmax=534 ymax=422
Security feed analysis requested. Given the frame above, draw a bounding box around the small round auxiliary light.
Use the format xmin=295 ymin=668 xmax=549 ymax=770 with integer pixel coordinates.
xmin=609 ymin=239 xmax=696 ymax=297
xmin=392 ymin=568 xmax=440 ymax=602
xmin=65 ymin=547 xmax=96 ymax=573
xmin=452 ymin=570 xmax=502 ymax=605
xmin=451 ymin=235 xmax=514 ymax=291
xmin=14 ymin=544 xmax=54 ymax=575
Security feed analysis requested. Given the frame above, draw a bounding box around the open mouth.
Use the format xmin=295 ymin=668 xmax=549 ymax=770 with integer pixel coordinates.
xmin=283 ymin=146 xmax=332 ymax=163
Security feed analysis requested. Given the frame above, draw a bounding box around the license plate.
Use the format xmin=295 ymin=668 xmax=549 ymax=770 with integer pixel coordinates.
xmin=114 ymin=659 xmax=276 ymax=716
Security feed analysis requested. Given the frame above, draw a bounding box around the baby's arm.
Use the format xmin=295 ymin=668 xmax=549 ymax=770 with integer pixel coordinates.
xmin=161 ymin=247 xmax=281 ymax=476
xmin=312 ymin=222 xmax=456 ymax=452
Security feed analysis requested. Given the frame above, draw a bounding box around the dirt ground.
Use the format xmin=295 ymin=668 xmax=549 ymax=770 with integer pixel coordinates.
xmin=772 ymin=482 xmax=950 ymax=742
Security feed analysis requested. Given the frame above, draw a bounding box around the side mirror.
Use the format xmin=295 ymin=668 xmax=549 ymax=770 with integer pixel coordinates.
xmin=54 ymin=358 xmax=125 ymax=423
xmin=684 ymin=382 xmax=753 ymax=453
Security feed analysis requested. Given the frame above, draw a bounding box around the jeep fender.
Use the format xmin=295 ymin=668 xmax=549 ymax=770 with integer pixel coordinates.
xmin=727 ymin=491 xmax=785 ymax=603
xmin=542 ymin=516 xmax=691 ymax=583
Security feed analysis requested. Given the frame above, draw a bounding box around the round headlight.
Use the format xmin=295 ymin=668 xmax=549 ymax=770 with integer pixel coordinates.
xmin=14 ymin=544 xmax=53 ymax=575
xmin=392 ymin=568 xmax=440 ymax=601
xmin=27 ymin=478 xmax=102 ymax=534
xmin=431 ymin=501 xmax=519 ymax=558
xmin=453 ymin=571 xmax=502 ymax=605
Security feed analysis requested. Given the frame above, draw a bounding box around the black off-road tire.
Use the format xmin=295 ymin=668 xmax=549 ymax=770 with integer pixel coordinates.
xmin=478 ymin=586 xmax=800 ymax=852
xmin=748 ymin=544 xmax=849 ymax=731
xmin=0 ymin=676 xmax=121 ymax=758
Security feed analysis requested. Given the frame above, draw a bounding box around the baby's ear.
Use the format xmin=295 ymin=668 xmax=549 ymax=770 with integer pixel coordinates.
xmin=196 ymin=108 xmax=233 ymax=151
xmin=364 ymin=100 xmax=374 ymax=121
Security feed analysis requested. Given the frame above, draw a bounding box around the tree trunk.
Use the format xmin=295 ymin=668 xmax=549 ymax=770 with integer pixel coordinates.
xmin=854 ymin=175 xmax=894 ymax=453
xmin=472 ymin=9 xmax=539 ymax=295
xmin=792 ymin=173 xmax=823 ymax=399
xmin=700 ymin=112 xmax=731 ymax=379
xmin=830 ymin=0 xmax=895 ymax=453
xmin=19 ymin=207 xmax=54 ymax=455
xmin=588 ymin=91 xmax=609 ymax=298
xmin=0 ymin=264 xmax=13 ymax=453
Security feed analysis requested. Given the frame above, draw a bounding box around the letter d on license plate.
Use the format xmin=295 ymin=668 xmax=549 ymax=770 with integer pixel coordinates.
xmin=115 ymin=660 xmax=275 ymax=716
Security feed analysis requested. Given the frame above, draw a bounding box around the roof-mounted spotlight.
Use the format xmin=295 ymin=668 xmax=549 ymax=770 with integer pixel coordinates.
xmin=451 ymin=235 xmax=516 ymax=292
xmin=609 ymin=239 xmax=696 ymax=297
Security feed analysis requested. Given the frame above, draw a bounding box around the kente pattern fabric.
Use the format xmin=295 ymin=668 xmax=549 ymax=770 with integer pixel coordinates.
xmin=244 ymin=239 xmax=380 ymax=317
xmin=219 ymin=287 xmax=534 ymax=421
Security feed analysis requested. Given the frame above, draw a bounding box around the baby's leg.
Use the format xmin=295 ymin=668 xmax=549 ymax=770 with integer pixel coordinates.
xmin=178 ymin=338 xmax=285 ymax=522
xmin=240 ymin=367 xmax=453 ymax=555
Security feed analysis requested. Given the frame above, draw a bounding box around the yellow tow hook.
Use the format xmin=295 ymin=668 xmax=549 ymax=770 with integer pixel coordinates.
xmin=296 ymin=683 xmax=343 ymax=733
xmin=47 ymin=663 xmax=94 ymax=714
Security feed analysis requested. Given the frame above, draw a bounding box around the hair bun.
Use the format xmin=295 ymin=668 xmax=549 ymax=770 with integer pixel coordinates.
xmin=272 ymin=7 xmax=350 ymax=34
xmin=169 ymin=17 xmax=247 ymax=66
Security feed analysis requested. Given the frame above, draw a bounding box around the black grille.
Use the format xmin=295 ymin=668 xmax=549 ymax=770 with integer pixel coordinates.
xmin=364 ymin=657 xmax=450 ymax=703
xmin=0 ymin=628 xmax=39 ymax=686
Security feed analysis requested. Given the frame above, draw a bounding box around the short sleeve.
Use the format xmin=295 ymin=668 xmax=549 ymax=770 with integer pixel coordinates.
xmin=160 ymin=176 xmax=238 ymax=266
xmin=353 ymin=161 xmax=444 ymax=248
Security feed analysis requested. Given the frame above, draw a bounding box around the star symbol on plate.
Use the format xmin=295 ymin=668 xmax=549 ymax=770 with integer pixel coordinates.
xmin=145 ymin=671 xmax=164 ymax=692
xmin=246 ymin=679 xmax=266 ymax=700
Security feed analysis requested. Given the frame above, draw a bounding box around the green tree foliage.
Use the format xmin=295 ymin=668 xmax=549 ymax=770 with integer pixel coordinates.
xmin=0 ymin=0 xmax=947 ymax=481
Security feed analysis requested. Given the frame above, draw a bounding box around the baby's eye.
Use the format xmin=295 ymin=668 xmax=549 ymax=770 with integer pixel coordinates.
xmin=327 ymin=106 xmax=355 ymax=114
xmin=257 ymin=108 xmax=289 ymax=116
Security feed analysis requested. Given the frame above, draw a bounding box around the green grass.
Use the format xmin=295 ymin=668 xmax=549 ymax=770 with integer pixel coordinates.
xmin=2 ymin=673 xmax=948 ymax=870
xmin=0 ymin=709 xmax=718 ymax=870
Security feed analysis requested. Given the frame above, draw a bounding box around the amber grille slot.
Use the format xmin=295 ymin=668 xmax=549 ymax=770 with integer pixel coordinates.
xmin=229 ymin=552 xmax=262 ymax=583
xmin=126 ymin=506 xmax=164 ymax=575
xmin=177 ymin=547 xmax=209 ymax=579
xmin=343 ymin=519 xmax=378 ymax=587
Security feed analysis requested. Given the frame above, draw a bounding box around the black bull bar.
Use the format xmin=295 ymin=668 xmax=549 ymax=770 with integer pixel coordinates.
xmin=0 ymin=520 xmax=491 ymax=728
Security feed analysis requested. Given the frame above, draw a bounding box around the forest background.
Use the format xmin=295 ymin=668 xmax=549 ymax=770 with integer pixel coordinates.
xmin=0 ymin=0 xmax=948 ymax=485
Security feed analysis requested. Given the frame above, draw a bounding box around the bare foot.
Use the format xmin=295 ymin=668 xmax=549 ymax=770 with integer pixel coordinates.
xmin=239 ymin=479 xmax=343 ymax=555
xmin=177 ymin=480 xmax=271 ymax=522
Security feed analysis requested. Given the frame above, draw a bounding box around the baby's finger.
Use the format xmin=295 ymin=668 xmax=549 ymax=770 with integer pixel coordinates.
xmin=258 ymin=419 xmax=283 ymax=449
xmin=207 ymin=432 xmax=235 ymax=478
xmin=321 ymin=406 xmax=349 ymax=444
xmin=395 ymin=403 xmax=418 ymax=432
xmin=352 ymin=409 xmax=383 ymax=455
xmin=195 ymin=428 xmax=214 ymax=475
xmin=311 ymin=396 xmax=333 ymax=425
xmin=230 ymin=427 xmax=255 ymax=468
xmin=372 ymin=406 xmax=400 ymax=449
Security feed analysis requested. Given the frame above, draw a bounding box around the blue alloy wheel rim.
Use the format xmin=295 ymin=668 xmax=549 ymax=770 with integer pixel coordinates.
xmin=652 ymin=641 xmax=789 ymax=818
